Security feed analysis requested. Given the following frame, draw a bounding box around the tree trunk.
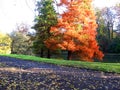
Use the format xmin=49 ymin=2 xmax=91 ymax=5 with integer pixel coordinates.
xmin=40 ymin=48 xmax=44 ymax=57
xmin=67 ymin=51 xmax=72 ymax=60
xmin=107 ymin=22 xmax=111 ymax=40
xmin=47 ymin=49 xmax=51 ymax=58
xmin=111 ymin=24 xmax=113 ymax=39
xmin=47 ymin=27 xmax=51 ymax=59
xmin=11 ymin=40 xmax=14 ymax=54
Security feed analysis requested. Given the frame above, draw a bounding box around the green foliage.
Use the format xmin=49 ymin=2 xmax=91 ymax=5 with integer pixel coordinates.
xmin=33 ymin=0 xmax=57 ymax=57
xmin=0 ymin=32 xmax=12 ymax=54
xmin=107 ymin=37 xmax=120 ymax=53
xmin=1 ymin=54 xmax=120 ymax=73
xmin=97 ymin=35 xmax=110 ymax=52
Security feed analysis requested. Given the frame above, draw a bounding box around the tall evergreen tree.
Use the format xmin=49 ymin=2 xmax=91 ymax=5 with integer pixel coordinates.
xmin=33 ymin=0 xmax=57 ymax=58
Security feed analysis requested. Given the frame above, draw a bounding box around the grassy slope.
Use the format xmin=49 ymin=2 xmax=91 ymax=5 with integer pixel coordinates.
xmin=0 ymin=54 xmax=120 ymax=73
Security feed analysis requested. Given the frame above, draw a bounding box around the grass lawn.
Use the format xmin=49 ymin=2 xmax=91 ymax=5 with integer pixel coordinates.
xmin=0 ymin=54 xmax=120 ymax=73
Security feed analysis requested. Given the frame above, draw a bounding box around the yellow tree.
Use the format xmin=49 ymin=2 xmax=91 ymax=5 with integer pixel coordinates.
xmin=0 ymin=32 xmax=12 ymax=54
xmin=45 ymin=0 xmax=104 ymax=61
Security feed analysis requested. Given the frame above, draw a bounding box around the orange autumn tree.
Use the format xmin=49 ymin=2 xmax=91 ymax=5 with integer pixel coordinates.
xmin=45 ymin=0 xmax=104 ymax=61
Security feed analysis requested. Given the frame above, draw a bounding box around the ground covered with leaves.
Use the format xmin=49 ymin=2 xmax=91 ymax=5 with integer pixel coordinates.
xmin=0 ymin=56 xmax=120 ymax=90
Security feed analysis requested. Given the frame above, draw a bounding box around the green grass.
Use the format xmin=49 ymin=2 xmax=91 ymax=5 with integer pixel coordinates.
xmin=0 ymin=54 xmax=120 ymax=73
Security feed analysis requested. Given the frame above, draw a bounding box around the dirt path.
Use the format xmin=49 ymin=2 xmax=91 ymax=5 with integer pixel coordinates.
xmin=0 ymin=56 xmax=120 ymax=90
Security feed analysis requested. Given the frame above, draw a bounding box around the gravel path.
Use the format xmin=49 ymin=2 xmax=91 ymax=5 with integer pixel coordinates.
xmin=0 ymin=56 xmax=120 ymax=90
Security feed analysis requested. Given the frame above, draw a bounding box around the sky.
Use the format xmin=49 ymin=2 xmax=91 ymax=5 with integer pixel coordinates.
xmin=0 ymin=0 xmax=120 ymax=34
xmin=0 ymin=0 xmax=35 ymax=33
xmin=92 ymin=0 xmax=120 ymax=8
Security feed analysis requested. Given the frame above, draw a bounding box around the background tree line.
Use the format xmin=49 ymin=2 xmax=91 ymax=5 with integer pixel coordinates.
xmin=9 ymin=23 xmax=33 ymax=55
xmin=96 ymin=4 xmax=120 ymax=53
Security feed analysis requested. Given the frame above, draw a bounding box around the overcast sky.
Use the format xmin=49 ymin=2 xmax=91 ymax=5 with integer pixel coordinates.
xmin=0 ymin=0 xmax=120 ymax=33
xmin=0 ymin=0 xmax=35 ymax=33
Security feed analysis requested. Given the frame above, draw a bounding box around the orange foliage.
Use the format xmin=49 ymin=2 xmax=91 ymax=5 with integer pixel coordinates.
xmin=45 ymin=0 xmax=104 ymax=61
